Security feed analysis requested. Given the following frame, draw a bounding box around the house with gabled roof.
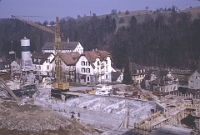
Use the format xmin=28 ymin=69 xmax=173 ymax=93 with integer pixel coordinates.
xmin=188 ymin=69 xmax=200 ymax=90
xmin=42 ymin=40 xmax=84 ymax=54
xmin=0 ymin=61 xmax=11 ymax=72
xmin=142 ymin=69 xmax=178 ymax=93
xmin=31 ymin=52 xmax=54 ymax=75
xmin=111 ymin=71 xmax=123 ymax=83
xmin=130 ymin=62 xmax=146 ymax=85
xmin=10 ymin=59 xmax=21 ymax=79
xmin=75 ymin=50 xmax=112 ymax=84
xmin=51 ymin=52 xmax=80 ymax=82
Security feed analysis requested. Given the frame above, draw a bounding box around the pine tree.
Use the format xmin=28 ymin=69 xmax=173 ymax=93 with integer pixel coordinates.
xmin=122 ymin=59 xmax=132 ymax=85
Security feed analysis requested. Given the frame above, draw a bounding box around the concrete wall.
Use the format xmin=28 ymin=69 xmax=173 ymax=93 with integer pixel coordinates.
xmin=34 ymin=95 xmax=156 ymax=130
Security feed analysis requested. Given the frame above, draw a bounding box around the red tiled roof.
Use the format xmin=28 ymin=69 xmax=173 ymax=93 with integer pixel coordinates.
xmin=59 ymin=52 xmax=80 ymax=66
xmin=32 ymin=52 xmax=53 ymax=65
xmin=83 ymin=50 xmax=111 ymax=62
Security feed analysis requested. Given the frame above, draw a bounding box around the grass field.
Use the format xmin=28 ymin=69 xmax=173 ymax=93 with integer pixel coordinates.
xmin=80 ymin=6 xmax=200 ymax=29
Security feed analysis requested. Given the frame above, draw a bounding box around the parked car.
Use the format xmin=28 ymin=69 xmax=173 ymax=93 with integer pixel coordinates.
xmin=95 ymin=90 xmax=110 ymax=95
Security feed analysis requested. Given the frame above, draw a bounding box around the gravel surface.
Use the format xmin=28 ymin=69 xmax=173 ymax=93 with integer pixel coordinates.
xmin=0 ymin=99 xmax=98 ymax=135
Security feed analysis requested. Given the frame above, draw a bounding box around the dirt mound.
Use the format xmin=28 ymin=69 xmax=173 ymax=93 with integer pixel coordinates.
xmin=0 ymin=100 xmax=97 ymax=135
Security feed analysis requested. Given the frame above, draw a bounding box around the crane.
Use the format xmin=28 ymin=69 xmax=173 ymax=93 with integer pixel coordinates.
xmin=11 ymin=15 xmax=69 ymax=91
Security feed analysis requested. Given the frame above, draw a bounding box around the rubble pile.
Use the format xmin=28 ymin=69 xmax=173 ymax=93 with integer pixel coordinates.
xmin=0 ymin=99 xmax=96 ymax=135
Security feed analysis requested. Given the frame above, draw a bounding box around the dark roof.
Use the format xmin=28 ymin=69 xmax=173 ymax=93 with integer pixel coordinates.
xmin=155 ymin=70 xmax=169 ymax=78
xmin=59 ymin=52 xmax=80 ymax=66
xmin=151 ymin=79 xmax=165 ymax=86
xmin=0 ymin=61 xmax=10 ymax=70
xmin=42 ymin=42 xmax=79 ymax=50
xmin=111 ymin=71 xmax=121 ymax=82
xmin=197 ymin=69 xmax=200 ymax=74
xmin=145 ymin=70 xmax=155 ymax=80
xmin=145 ymin=70 xmax=169 ymax=80
xmin=32 ymin=52 xmax=53 ymax=65
xmin=130 ymin=62 xmax=145 ymax=70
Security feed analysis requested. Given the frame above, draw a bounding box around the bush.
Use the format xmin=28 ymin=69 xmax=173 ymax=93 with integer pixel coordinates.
xmin=119 ymin=18 xmax=125 ymax=23
xmin=125 ymin=10 xmax=129 ymax=15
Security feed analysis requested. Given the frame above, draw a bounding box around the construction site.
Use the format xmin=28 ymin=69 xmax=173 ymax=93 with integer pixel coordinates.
xmin=1 ymin=77 xmax=200 ymax=135
xmin=0 ymin=15 xmax=200 ymax=135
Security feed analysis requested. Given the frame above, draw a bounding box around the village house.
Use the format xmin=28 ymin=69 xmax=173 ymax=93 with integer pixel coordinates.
xmin=111 ymin=71 xmax=123 ymax=83
xmin=0 ymin=58 xmax=11 ymax=80
xmin=142 ymin=69 xmax=178 ymax=93
xmin=42 ymin=40 xmax=84 ymax=54
xmin=130 ymin=62 xmax=146 ymax=86
xmin=11 ymin=59 xmax=21 ymax=74
xmin=0 ymin=58 xmax=11 ymax=73
xmin=10 ymin=59 xmax=21 ymax=80
xmin=51 ymin=52 xmax=80 ymax=82
xmin=75 ymin=50 xmax=112 ymax=85
xmin=188 ymin=69 xmax=200 ymax=90
xmin=31 ymin=52 xmax=54 ymax=75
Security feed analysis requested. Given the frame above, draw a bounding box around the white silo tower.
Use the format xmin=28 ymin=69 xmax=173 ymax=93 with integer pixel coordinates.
xmin=20 ymin=37 xmax=34 ymax=71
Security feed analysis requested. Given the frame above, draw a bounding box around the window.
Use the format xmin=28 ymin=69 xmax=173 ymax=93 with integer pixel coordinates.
xmin=87 ymin=76 xmax=90 ymax=81
xmin=47 ymin=65 xmax=49 ymax=70
xmin=38 ymin=66 xmax=41 ymax=70
xmin=81 ymin=61 xmax=85 ymax=66
xmin=88 ymin=61 xmax=90 ymax=66
xmin=106 ymin=75 xmax=108 ymax=79
xmin=81 ymin=68 xmax=85 ymax=73
xmin=190 ymin=81 xmax=194 ymax=84
xmin=86 ymin=68 xmax=90 ymax=73
xmin=97 ymin=61 xmax=100 ymax=65
xmin=106 ymin=66 xmax=108 ymax=72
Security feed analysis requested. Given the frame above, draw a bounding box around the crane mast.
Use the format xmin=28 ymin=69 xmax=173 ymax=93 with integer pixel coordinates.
xmin=12 ymin=15 xmax=69 ymax=91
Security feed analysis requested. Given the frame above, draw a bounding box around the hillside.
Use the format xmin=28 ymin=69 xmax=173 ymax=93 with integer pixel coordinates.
xmin=96 ymin=6 xmax=200 ymax=28
xmin=1 ymin=6 xmax=200 ymax=69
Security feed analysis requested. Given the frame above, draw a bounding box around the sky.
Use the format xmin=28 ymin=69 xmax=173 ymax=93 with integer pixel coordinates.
xmin=0 ymin=0 xmax=200 ymax=22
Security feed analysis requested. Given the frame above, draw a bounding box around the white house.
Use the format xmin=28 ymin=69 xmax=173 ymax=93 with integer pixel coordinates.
xmin=188 ymin=70 xmax=200 ymax=90
xmin=31 ymin=52 xmax=55 ymax=75
xmin=142 ymin=69 xmax=178 ymax=93
xmin=130 ymin=62 xmax=146 ymax=85
xmin=75 ymin=50 xmax=112 ymax=85
xmin=11 ymin=60 xmax=20 ymax=73
xmin=51 ymin=52 xmax=80 ymax=82
xmin=42 ymin=41 xmax=84 ymax=54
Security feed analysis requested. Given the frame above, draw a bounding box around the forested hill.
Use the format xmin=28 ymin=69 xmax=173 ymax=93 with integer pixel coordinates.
xmin=1 ymin=6 xmax=200 ymax=70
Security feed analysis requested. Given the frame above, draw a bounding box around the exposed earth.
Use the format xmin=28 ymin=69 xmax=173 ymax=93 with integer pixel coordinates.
xmin=0 ymin=98 xmax=99 ymax=135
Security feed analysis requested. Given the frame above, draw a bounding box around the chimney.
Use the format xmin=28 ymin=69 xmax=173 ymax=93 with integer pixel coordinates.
xmin=67 ymin=37 xmax=69 ymax=43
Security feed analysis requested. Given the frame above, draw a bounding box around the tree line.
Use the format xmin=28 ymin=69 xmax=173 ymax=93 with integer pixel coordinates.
xmin=0 ymin=11 xmax=200 ymax=70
